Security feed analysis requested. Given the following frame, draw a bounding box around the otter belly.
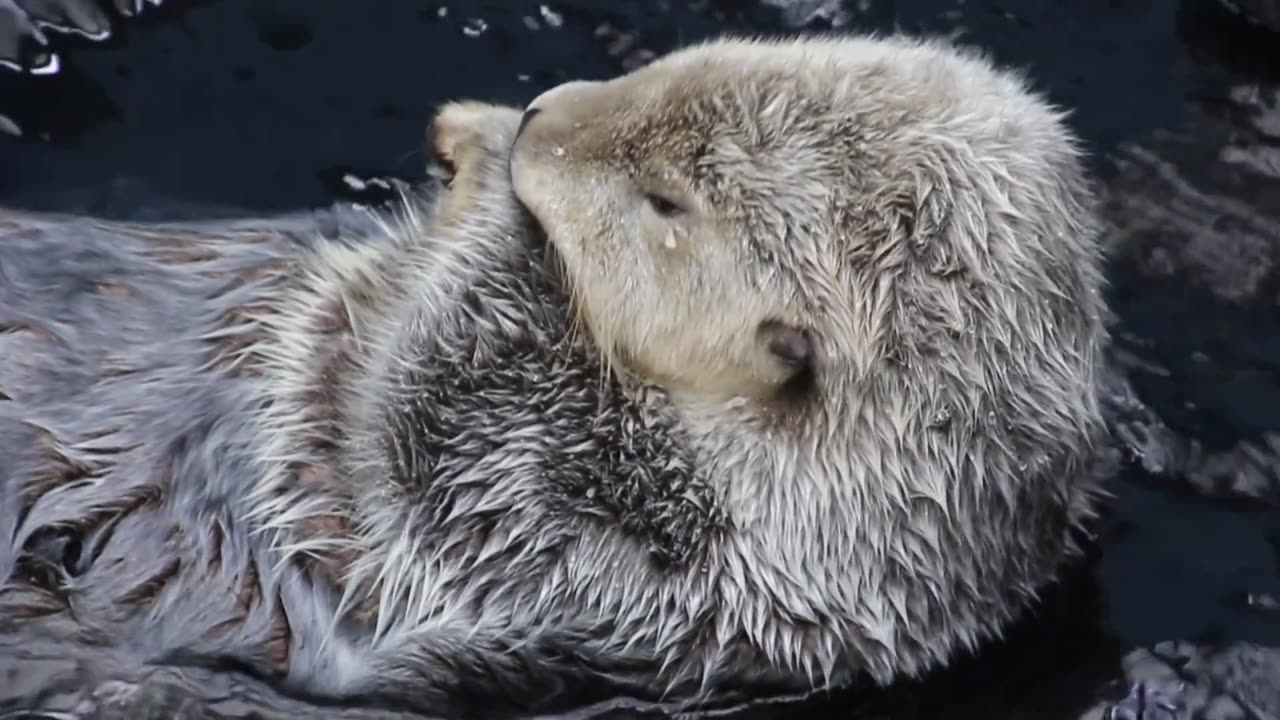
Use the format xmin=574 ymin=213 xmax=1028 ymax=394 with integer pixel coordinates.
xmin=0 ymin=208 xmax=380 ymax=698
xmin=0 ymin=201 xmax=723 ymax=715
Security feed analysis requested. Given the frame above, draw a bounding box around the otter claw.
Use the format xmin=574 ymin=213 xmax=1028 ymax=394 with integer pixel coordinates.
xmin=1104 ymin=680 xmax=1190 ymax=720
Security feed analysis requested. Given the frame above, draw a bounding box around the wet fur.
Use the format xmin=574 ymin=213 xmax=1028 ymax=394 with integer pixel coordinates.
xmin=1 ymin=33 xmax=1109 ymax=718
xmin=510 ymin=32 xmax=1109 ymax=696
xmin=0 ymin=105 xmax=720 ymax=715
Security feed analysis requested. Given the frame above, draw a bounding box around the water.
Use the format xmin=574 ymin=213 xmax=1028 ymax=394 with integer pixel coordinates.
xmin=0 ymin=1 xmax=1277 ymax=717
xmin=0 ymin=0 xmax=1193 ymax=211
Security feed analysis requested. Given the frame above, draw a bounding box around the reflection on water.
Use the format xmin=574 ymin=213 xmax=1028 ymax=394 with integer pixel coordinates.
xmin=1 ymin=1 xmax=1278 ymax=717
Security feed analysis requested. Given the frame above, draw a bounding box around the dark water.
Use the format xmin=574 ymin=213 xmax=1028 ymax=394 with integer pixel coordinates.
xmin=1 ymin=1 xmax=1278 ymax=718
xmin=0 ymin=0 xmax=1192 ymax=211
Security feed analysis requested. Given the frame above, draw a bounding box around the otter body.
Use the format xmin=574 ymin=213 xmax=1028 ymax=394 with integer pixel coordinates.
xmin=1 ymin=33 xmax=1108 ymax=717
xmin=0 ymin=111 xmax=716 ymax=714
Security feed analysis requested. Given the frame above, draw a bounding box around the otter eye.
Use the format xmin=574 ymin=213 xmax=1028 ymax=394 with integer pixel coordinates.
xmin=644 ymin=192 xmax=684 ymax=218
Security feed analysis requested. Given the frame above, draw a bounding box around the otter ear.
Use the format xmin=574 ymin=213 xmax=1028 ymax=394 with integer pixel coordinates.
xmin=758 ymin=320 xmax=813 ymax=369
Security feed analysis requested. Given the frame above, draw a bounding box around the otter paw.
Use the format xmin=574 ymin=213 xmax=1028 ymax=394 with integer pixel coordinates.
xmin=428 ymin=100 xmax=523 ymax=184
xmin=1104 ymin=680 xmax=1191 ymax=720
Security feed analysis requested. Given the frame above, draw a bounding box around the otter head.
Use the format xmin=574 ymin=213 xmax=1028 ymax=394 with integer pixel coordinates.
xmin=510 ymin=37 xmax=1104 ymax=430
xmin=509 ymin=69 xmax=826 ymax=405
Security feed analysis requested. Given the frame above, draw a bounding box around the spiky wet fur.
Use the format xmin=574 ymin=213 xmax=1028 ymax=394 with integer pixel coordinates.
xmin=0 ymin=33 xmax=1108 ymax=719
xmin=508 ymin=32 xmax=1109 ymax=699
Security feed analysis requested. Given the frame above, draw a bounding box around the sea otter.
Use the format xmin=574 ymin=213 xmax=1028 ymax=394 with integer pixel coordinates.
xmin=0 ymin=33 xmax=1108 ymax=717
xmin=506 ymin=30 xmax=1108 ymax=690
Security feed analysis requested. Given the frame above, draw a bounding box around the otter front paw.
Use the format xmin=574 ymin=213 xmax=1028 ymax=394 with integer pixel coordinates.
xmin=428 ymin=100 xmax=523 ymax=185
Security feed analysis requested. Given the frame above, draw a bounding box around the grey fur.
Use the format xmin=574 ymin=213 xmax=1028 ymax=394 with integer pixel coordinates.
xmin=507 ymin=31 xmax=1109 ymax=698
xmin=1 ymin=33 xmax=1109 ymax=718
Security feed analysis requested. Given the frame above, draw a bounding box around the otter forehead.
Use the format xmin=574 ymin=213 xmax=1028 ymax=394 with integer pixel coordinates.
xmin=639 ymin=34 xmax=1051 ymax=122
xmin=536 ymin=65 xmax=836 ymax=180
xmin=524 ymin=34 xmax=1070 ymax=215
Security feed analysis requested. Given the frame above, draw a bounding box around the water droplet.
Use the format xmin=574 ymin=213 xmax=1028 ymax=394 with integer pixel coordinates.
xmin=540 ymin=4 xmax=564 ymax=28
xmin=552 ymin=146 xmax=566 ymax=157
xmin=461 ymin=17 xmax=488 ymax=37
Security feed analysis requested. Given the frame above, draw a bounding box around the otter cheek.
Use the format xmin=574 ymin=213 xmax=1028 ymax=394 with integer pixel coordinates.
xmin=509 ymin=149 xmax=559 ymax=226
xmin=511 ymin=155 xmax=583 ymax=268
xmin=509 ymin=117 xmax=578 ymax=228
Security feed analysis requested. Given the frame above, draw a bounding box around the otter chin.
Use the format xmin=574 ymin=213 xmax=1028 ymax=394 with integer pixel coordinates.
xmin=0 ymin=33 xmax=1108 ymax=718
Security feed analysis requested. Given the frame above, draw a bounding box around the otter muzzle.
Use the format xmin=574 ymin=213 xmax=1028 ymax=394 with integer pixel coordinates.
xmin=524 ymin=80 xmax=605 ymax=118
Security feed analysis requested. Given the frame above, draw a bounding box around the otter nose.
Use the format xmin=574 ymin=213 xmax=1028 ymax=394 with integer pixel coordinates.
xmin=515 ymin=107 xmax=541 ymax=140
xmin=515 ymin=79 xmax=605 ymax=150
xmin=518 ymin=80 xmax=605 ymax=138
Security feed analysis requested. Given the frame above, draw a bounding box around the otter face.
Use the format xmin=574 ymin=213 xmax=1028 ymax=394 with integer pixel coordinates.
xmin=509 ymin=72 xmax=822 ymax=402
xmin=510 ymin=36 xmax=1100 ymax=423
